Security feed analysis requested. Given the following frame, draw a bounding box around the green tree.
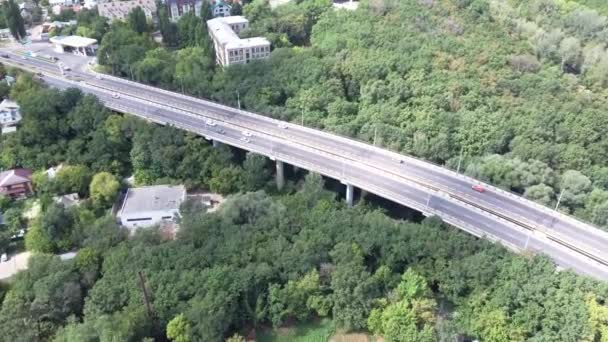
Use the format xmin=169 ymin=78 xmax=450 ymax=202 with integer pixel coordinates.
xmin=242 ymin=153 xmax=271 ymax=191
xmin=230 ymin=2 xmax=243 ymax=15
xmin=2 ymin=0 xmax=26 ymax=40
xmin=54 ymin=165 xmax=93 ymax=196
xmin=128 ymin=6 xmax=149 ymax=34
xmin=89 ymin=172 xmax=120 ymax=207
xmin=167 ymin=314 xmax=192 ymax=342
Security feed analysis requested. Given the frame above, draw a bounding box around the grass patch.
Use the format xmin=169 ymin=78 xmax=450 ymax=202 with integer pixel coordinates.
xmin=257 ymin=319 xmax=334 ymax=342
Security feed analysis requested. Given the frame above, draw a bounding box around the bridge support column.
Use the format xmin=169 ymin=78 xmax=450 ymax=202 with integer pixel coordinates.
xmin=212 ymin=140 xmax=221 ymax=148
xmin=276 ymin=160 xmax=285 ymax=190
xmin=345 ymin=183 xmax=354 ymax=207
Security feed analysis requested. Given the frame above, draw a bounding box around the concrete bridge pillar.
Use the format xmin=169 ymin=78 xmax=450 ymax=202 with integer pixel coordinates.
xmin=345 ymin=183 xmax=354 ymax=207
xmin=276 ymin=160 xmax=285 ymax=190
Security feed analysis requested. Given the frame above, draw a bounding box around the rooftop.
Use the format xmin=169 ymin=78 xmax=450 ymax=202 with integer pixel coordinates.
xmin=119 ymin=185 xmax=186 ymax=216
xmin=207 ymin=16 xmax=270 ymax=49
xmin=0 ymin=99 xmax=19 ymax=111
xmin=0 ymin=169 xmax=32 ymax=187
xmin=49 ymin=35 xmax=97 ymax=48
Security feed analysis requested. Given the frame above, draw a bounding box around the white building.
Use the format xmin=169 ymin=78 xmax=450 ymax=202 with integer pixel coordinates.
xmin=117 ymin=185 xmax=186 ymax=230
xmin=84 ymin=0 xmax=98 ymax=9
xmin=98 ymin=0 xmax=156 ymax=23
xmin=50 ymin=35 xmax=98 ymax=56
xmin=207 ymin=16 xmax=271 ymax=66
xmin=0 ymin=29 xmax=13 ymax=41
xmin=0 ymin=100 xmax=21 ymax=129
xmin=166 ymin=0 xmax=202 ymax=22
xmin=49 ymin=0 xmax=78 ymax=6
xmin=211 ymin=0 xmax=231 ymax=17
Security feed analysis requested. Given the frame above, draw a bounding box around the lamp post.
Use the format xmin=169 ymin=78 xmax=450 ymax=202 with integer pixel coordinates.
xmin=555 ymin=188 xmax=566 ymax=211
xmin=456 ymin=146 xmax=464 ymax=173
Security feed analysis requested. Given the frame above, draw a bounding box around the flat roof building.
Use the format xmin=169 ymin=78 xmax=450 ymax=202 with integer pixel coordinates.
xmin=117 ymin=185 xmax=186 ymax=230
xmin=207 ymin=16 xmax=271 ymax=66
xmin=50 ymin=35 xmax=98 ymax=56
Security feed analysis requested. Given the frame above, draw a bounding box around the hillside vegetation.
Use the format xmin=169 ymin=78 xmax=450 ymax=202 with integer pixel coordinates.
xmin=87 ymin=0 xmax=608 ymax=230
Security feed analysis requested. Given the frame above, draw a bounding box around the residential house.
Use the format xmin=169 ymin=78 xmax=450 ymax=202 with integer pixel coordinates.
xmin=84 ymin=0 xmax=98 ymax=9
xmin=49 ymin=0 xmax=78 ymax=6
xmin=117 ymin=185 xmax=186 ymax=230
xmin=0 ymin=100 xmax=21 ymax=134
xmin=211 ymin=0 xmax=231 ymax=17
xmin=166 ymin=0 xmax=202 ymax=21
xmin=19 ymin=2 xmax=35 ymax=21
xmin=0 ymin=29 xmax=12 ymax=41
xmin=53 ymin=193 xmax=80 ymax=208
xmin=207 ymin=16 xmax=270 ymax=66
xmin=0 ymin=169 xmax=34 ymax=199
xmin=98 ymin=0 xmax=157 ymax=23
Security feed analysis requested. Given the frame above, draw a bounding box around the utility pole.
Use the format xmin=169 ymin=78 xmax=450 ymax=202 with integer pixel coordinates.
xmin=426 ymin=193 xmax=431 ymax=207
xmin=524 ymin=231 xmax=531 ymax=250
xmin=301 ymin=107 xmax=304 ymax=126
xmin=555 ymin=188 xmax=565 ymax=211
xmin=138 ymin=271 xmax=155 ymax=318
xmin=236 ymin=90 xmax=240 ymax=109
xmin=456 ymin=146 xmax=464 ymax=173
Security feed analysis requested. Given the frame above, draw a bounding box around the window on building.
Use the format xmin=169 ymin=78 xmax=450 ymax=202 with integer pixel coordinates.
xmin=126 ymin=217 xmax=153 ymax=222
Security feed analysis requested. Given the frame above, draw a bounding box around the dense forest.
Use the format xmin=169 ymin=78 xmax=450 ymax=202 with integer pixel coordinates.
xmin=1 ymin=0 xmax=608 ymax=340
xmin=56 ymin=0 xmax=608 ymax=230
xmin=0 ymin=66 xmax=607 ymax=342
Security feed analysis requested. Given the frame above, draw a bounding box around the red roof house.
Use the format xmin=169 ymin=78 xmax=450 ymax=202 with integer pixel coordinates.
xmin=0 ymin=168 xmax=33 ymax=199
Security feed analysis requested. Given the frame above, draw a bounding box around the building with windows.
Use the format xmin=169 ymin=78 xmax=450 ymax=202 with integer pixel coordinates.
xmin=211 ymin=0 xmax=231 ymax=17
xmin=0 ymin=169 xmax=33 ymax=199
xmin=207 ymin=16 xmax=270 ymax=66
xmin=117 ymin=185 xmax=186 ymax=230
xmin=166 ymin=0 xmax=202 ymax=21
xmin=98 ymin=0 xmax=156 ymax=23
xmin=0 ymin=100 xmax=21 ymax=133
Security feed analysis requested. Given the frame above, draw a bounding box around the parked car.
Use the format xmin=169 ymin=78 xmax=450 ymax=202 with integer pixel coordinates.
xmin=1 ymin=253 xmax=7 ymax=262
xmin=278 ymin=122 xmax=288 ymax=129
xmin=472 ymin=184 xmax=485 ymax=193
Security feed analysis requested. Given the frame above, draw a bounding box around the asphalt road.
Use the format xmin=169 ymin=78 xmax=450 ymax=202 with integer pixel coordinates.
xmin=5 ymin=50 xmax=608 ymax=280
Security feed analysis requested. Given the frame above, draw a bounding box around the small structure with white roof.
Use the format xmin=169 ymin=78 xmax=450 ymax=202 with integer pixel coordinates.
xmin=117 ymin=185 xmax=186 ymax=230
xmin=207 ymin=16 xmax=271 ymax=66
xmin=50 ymin=35 xmax=98 ymax=56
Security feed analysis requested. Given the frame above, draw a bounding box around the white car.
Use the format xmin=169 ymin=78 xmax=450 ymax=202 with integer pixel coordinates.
xmin=112 ymin=93 xmax=120 ymax=99
xmin=206 ymin=119 xmax=217 ymax=127
xmin=278 ymin=122 xmax=288 ymax=129
xmin=240 ymin=137 xmax=251 ymax=143
xmin=1 ymin=253 xmax=7 ymax=262
xmin=242 ymin=130 xmax=252 ymax=137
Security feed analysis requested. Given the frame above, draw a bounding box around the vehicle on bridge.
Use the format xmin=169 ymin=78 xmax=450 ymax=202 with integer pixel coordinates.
xmin=472 ymin=184 xmax=485 ymax=193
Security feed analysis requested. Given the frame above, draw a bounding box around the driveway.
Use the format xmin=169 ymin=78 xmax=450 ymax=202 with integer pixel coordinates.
xmin=0 ymin=251 xmax=31 ymax=280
